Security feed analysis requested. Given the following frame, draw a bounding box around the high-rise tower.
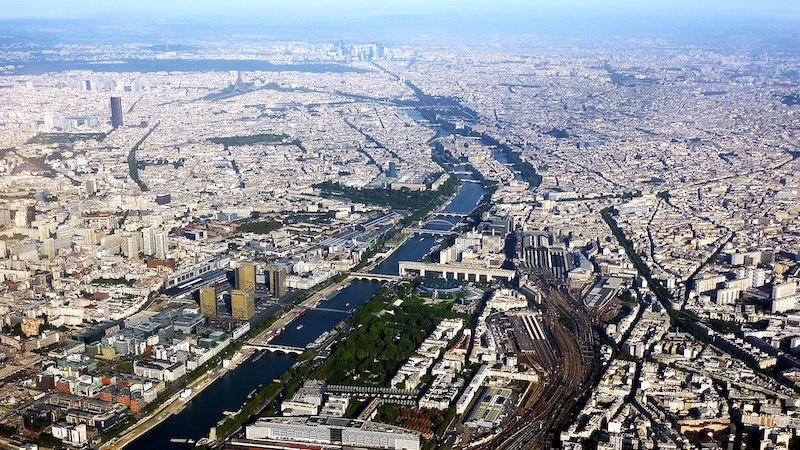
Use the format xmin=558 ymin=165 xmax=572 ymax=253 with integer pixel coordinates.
xmin=268 ymin=265 xmax=287 ymax=298
xmin=110 ymin=97 xmax=123 ymax=129
xmin=237 ymin=264 xmax=257 ymax=290
xmin=199 ymin=287 xmax=218 ymax=317
xmin=233 ymin=62 xmax=244 ymax=92
xmin=231 ymin=289 xmax=255 ymax=321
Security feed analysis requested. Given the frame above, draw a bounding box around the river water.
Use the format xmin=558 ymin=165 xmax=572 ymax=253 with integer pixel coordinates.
xmin=126 ymin=178 xmax=486 ymax=449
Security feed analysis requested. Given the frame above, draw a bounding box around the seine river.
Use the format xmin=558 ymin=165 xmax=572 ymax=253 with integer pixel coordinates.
xmin=126 ymin=178 xmax=486 ymax=449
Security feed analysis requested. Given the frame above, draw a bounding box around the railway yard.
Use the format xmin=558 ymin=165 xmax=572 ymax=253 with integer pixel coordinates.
xmin=462 ymin=270 xmax=602 ymax=450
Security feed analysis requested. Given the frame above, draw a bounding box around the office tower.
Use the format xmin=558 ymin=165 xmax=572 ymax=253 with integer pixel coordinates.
xmin=199 ymin=287 xmax=218 ymax=317
xmin=85 ymin=80 xmax=91 ymax=91
xmin=387 ymin=161 xmax=397 ymax=178
xmin=237 ymin=264 xmax=257 ymax=290
xmin=231 ymin=289 xmax=255 ymax=321
xmin=269 ymin=265 xmax=287 ymax=298
xmin=110 ymin=96 xmax=123 ymax=129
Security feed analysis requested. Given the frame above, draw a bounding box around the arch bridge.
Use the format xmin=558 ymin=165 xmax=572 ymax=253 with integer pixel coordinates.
xmin=245 ymin=343 xmax=306 ymax=354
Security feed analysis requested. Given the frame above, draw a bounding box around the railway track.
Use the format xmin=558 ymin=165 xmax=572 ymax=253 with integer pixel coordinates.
xmin=471 ymin=271 xmax=600 ymax=450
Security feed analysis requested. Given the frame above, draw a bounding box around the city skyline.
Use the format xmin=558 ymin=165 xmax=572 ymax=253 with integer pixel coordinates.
xmin=0 ymin=3 xmax=798 ymax=450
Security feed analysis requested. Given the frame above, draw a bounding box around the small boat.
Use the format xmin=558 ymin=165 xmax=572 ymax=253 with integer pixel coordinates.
xmin=345 ymin=302 xmax=350 ymax=307
xmin=296 ymin=324 xmax=304 ymax=330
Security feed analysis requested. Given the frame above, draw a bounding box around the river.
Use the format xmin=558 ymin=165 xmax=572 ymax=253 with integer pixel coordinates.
xmin=126 ymin=177 xmax=486 ymax=450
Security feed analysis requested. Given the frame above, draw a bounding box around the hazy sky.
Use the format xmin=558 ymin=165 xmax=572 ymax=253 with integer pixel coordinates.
xmin=2 ymin=0 xmax=798 ymax=20
xmin=2 ymin=0 xmax=798 ymax=45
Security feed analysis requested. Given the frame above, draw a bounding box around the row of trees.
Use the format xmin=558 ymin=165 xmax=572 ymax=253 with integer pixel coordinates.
xmin=127 ymin=123 xmax=159 ymax=192
xmin=314 ymin=179 xmax=457 ymax=211
xmin=236 ymin=219 xmax=282 ymax=234
xmin=26 ymin=132 xmax=107 ymax=145
xmin=208 ymin=133 xmax=289 ymax=147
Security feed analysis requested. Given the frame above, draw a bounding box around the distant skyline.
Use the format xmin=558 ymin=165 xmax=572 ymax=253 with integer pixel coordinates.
xmin=1 ymin=0 xmax=798 ymax=21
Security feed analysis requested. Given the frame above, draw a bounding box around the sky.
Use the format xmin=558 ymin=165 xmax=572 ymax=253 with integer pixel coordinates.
xmin=1 ymin=0 xmax=798 ymax=21
xmin=1 ymin=0 xmax=798 ymax=45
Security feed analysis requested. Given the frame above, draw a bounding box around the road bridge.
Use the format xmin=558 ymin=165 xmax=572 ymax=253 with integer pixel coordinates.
xmin=399 ymin=261 xmax=516 ymax=283
xmin=434 ymin=212 xmax=469 ymax=219
xmin=402 ymin=228 xmax=459 ymax=237
xmin=245 ymin=343 xmax=306 ymax=355
xmin=313 ymin=307 xmax=352 ymax=313
xmin=423 ymin=218 xmax=459 ymax=229
xmin=347 ymin=272 xmax=404 ymax=282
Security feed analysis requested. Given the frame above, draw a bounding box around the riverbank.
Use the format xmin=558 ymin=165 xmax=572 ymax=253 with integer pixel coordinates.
xmin=106 ymin=275 xmax=354 ymax=449
xmin=103 ymin=348 xmax=253 ymax=450
xmin=119 ymin=166 xmax=487 ymax=449
xmin=249 ymin=277 xmax=352 ymax=345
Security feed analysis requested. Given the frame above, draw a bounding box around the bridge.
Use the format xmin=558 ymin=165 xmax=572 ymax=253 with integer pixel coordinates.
xmin=399 ymin=261 xmax=516 ymax=283
xmin=327 ymin=384 xmax=420 ymax=400
xmin=433 ymin=212 xmax=469 ymax=219
xmin=314 ymin=307 xmax=353 ymax=313
xmin=245 ymin=343 xmax=306 ymax=355
xmin=402 ymin=227 xmax=459 ymax=237
xmin=348 ymin=272 xmax=404 ymax=282
xmin=424 ymin=218 xmax=459 ymax=229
